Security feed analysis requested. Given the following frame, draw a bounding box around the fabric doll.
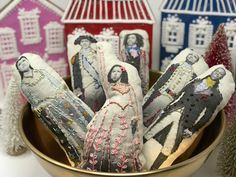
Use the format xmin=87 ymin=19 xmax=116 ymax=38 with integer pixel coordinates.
xmin=142 ymin=65 xmax=235 ymax=170
xmin=120 ymin=29 xmax=150 ymax=95
xmin=143 ymin=48 xmax=209 ymax=128
xmin=81 ymin=42 xmax=145 ymax=172
xmin=13 ymin=53 xmax=94 ymax=167
xmin=67 ymin=34 xmax=106 ymax=112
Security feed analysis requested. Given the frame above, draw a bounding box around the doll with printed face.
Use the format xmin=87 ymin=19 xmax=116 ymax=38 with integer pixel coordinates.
xmin=15 ymin=54 xmax=94 ymax=167
xmin=70 ymin=35 xmax=105 ymax=111
xmin=122 ymin=33 xmax=144 ymax=73
xmin=81 ymin=42 xmax=144 ymax=172
xmin=120 ymin=30 xmax=149 ymax=95
xmin=143 ymin=49 xmax=209 ymax=128
xmin=142 ymin=65 xmax=235 ymax=170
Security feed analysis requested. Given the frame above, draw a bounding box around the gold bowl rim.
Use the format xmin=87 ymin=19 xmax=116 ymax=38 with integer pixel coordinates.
xmin=18 ymin=105 xmax=226 ymax=176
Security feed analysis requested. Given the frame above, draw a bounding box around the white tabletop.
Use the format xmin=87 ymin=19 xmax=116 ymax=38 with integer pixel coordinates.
xmin=0 ymin=147 xmax=220 ymax=177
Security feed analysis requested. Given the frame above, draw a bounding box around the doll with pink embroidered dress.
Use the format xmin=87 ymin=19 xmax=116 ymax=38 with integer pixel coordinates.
xmin=81 ymin=42 xmax=145 ymax=172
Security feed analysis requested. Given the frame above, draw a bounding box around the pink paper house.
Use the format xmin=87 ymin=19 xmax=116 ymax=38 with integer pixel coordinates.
xmin=0 ymin=0 xmax=68 ymax=105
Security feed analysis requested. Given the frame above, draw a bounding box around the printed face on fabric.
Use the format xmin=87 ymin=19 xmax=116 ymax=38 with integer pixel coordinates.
xmin=211 ymin=67 xmax=226 ymax=80
xmin=110 ymin=66 xmax=122 ymax=83
xmin=16 ymin=56 xmax=31 ymax=73
xmin=186 ymin=53 xmax=199 ymax=65
xmin=80 ymin=39 xmax=91 ymax=49
xmin=127 ymin=34 xmax=137 ymax=46
xmin=124 ymin=33 xmax=144 ymax=48
xmin=108 ymin=65 xmax=128 ymax=84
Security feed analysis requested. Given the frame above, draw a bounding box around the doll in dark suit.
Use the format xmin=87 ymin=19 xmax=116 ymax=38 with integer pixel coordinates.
xmin=70 ymin=35 xmax=105 ymax=111
xmin=143 ymin=50 xmax=206 ymax=128
xmin=143 ymin=66 xmax=234 ymax=170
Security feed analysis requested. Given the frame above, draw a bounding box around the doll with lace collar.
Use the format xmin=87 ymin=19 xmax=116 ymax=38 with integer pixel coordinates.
xmin=81 ymin=42 xmax=145 ymax=172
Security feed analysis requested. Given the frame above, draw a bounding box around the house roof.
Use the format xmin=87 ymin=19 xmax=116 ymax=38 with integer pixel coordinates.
xmin=161 ymin=0 xmax=236 ymax=16
xmin=0 ymin=0 xmax=20 ymax=20
xmin=0 ymin=0 xmax=65 ymax=21
xmin=61 ymin=0 xmax=155 ymax=24
xmin=37 ymin=0 xmax=65 ymax=16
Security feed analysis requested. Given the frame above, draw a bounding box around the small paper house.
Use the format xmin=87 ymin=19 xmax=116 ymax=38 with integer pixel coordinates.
xmin=159 ymin=0 xmax=236 ymax=70
xmin=61 ymin=0 xmax=155 ymax=67
xmin=0 ymin=0 xmax=69 ymax=104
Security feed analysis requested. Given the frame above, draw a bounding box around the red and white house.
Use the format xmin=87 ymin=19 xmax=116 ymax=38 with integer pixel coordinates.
xmin=61 ymin=0 xmax=155 ymax=67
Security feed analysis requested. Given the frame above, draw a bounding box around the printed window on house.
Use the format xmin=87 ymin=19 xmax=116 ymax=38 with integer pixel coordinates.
xmin=44 ymin=22 xmax=65 ymax=54
xmin=18 ymin=8 xmax=41 ymax=45
xmin=195 ymin=33 xmax=206 ymax=46
xmin=228 ymin=36 xmax=234 ymax=48
xmin=168 ymin=30 xmax=177 ymax=43
xmin=225 ymin=20 xmax=236 ymax=50
xmin=162 ymin=19 xmax=185 ymax=53
xmin=163 ymin=23 xmax=184 ymax=46
xmin=189 ymin=23 xmax=213 ymax=51
xmin=227 ymin=33 xmax=236 ymax=49
xmin=0 ymin=28 xmax=19 ymax=60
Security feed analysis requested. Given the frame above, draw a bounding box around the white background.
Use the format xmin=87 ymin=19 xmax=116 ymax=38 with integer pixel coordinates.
xmin=0 ymin=1 xmax=221 ymax=177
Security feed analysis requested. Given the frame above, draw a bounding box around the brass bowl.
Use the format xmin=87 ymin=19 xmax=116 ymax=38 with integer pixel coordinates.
xmin=18 ymin=71 xmax=225 ymax=176
xmin=19 ymin=103 xmax=225 ymax=177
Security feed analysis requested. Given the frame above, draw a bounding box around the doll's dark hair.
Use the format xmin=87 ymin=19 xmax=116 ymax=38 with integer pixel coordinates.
xmin=16 ymin=56 xmax=34 ymax=79
xmin=74 ymin=35 xmax=97 ymax=45
xmin=123 ymin=33 xmax=144 ymax=48
xmin=108 ymin=65 xmax=128 ymax=84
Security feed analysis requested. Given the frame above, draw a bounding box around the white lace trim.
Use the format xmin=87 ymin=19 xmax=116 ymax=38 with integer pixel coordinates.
xmin=95 ymin=28 xmax=119 ymax=57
